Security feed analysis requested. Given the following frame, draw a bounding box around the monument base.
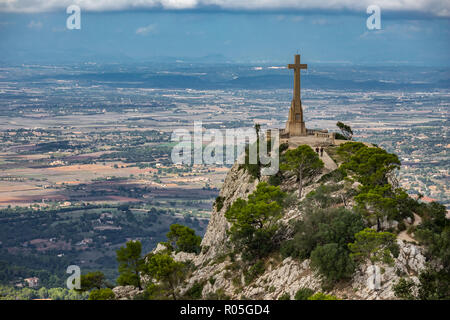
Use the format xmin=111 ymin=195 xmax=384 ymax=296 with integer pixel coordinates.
xmin=285 ymin=121 xmax=307 ymax=136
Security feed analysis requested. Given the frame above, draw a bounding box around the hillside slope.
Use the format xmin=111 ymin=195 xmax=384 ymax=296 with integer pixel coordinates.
xmin=113 ymin=142 xmax=448 ymax=300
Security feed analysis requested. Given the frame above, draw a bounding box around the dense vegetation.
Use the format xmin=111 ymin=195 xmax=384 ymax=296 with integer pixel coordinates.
xmin=280 ymin=145 xmax=324 ymax=197
xmin=225 ymin=182 xmax=286 ymax=262
xmin=79 ymin=224 xmax=203 ymax=300
xmin=72 ymin=141 xmax=450 ymax=300
xmin=228 ymin=141 xmax=448 ymax=297
xmin=0 ymin=285 xmax=88 ymax=300
xmin=0 ymin=204 xmax=206 ymax=289
xmin=281 ymin=207 xmax=365 ymax=287
xmin=165 ymin=224 xmax=202 ymax=254
xmin=393 ymin=201 xmax=450 ymax=299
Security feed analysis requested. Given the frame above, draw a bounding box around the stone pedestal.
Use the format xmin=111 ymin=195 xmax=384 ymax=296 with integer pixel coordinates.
xmin=285 ymin=99 xmax=307 ymax=136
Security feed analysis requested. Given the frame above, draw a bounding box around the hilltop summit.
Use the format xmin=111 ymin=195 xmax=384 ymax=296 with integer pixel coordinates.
xmin=112 ymin=137 xmax=450 ymax=300
xmin=109 ymin=54 xmax=448 ymax=301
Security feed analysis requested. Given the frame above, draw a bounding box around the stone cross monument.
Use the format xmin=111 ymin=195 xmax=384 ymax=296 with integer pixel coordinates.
xmin=285 ymin=54 xmax=307 ymax=136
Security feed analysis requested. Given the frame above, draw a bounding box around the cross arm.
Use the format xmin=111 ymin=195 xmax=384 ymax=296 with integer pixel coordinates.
xmin=288 ymin=64 xmax=308 ymax=70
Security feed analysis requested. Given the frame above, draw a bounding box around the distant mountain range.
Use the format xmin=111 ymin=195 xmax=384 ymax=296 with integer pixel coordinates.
xmin=4 ymin=62 xmax=450 ymax=91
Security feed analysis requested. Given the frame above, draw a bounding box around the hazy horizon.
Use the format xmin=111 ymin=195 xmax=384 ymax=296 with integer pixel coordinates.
xmin=1 ymin=4 xmax=449 ymax=66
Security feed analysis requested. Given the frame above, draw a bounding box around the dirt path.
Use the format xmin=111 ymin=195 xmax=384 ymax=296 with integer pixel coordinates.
xmin=398 ymin=213 xmax=422 ymax=243
xmin=321 ymin=150 xmax=338 ymax=171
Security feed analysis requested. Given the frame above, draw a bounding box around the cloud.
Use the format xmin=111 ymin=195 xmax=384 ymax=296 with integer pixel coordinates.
xmin=136 ymin=24 xmax=157 ymax=35
xmin=0 ymin=0 xmax=449 ymax=17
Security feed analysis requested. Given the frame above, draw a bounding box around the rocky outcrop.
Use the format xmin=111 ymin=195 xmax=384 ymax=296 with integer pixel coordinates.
xmin=176 ymin=238 xmax=427 ymax=300
xmin=200 ymin=162 xmax=258 ymax=260
xmin=118 ymin=149 xmax=429 ymax=300
xmin=395 ymin=241 xmax=426 ymax=275
xmin=340 ymin=240 xmax=426 ymax=300
xmin=112 ymin=285 xmax=143 ymax=300
xmin=184 ymin=159 xmax=429 ymax=300
xmin=241 ymin=258 xmax=322 ymax=300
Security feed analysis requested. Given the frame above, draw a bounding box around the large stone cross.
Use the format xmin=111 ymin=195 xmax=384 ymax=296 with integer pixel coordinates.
xmin=288 ymin=54 xmax=307 ymax=101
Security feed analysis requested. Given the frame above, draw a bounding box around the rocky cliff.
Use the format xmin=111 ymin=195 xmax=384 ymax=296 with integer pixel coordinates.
xmin=115 ymin=144 xmax=431 ymax=300
xmin=200 ymin=162 xmax=258 ymax=261
xmin=164 ymin=154 xmax=427 ymax=300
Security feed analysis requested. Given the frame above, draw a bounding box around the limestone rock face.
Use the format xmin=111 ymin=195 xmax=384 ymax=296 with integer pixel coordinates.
xmin=153 ymin=242 xmax=168 ymax=254
xmin=183 ymin=163 xmax=428 ymax=300
xmin=179 ymin=238 xmax=427 ymax=300
xmin=200 ymin=162 xmax=258 ymax=260
xmin=114 ymin=152 xmax=430 ymax=300
xmin=343 ymin=240 xmax=426 ymax=300
xmin=395 ymin=240 xmax=426 ymax=275
xmin=112 ymin=285 xmax=143 ymax=300
xmin=173 ymin=250 xmax=197 ymax=263
xmin=242 ymin=258 xmax=322 ymax=300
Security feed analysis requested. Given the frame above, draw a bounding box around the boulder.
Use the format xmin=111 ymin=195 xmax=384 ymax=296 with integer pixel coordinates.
xmin=112 ymin=285 xmax=143 ymax=300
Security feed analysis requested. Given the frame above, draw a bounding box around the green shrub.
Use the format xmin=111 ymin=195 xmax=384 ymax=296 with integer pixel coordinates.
xmin=416 ymin=269 xmax=450 ymax=300
xmin=232 ymin=276 xmax=242 ymax=287
xmin=141 ymin=283 xmax=165 ymax=300
xmin=116 ymin=240 xmax=144 ymax=289
xmin=393 ymin=268 xmax=450 ymax=300
xmin=212 ymin=253 xmax=228 ymax=265
xmin=318 ymin=167 xmax=347 ymax=183
xmin=279 ymin=143 xmax=289 ymax=153
xmin=166 ymin=224 xmax=202 ymax=254
xmin=88 ymin=288 xmax=115 ymax=300
xmin=310 ymin=243 xmax=355 ymax=285
xmin=415 ymin=202 xmax=449 ymax=270
xmin=240 ymin=141 xmax=263 ymax=180
xmin=280 ymin=239 xmax=296 ymax=259
xmin=340 ymin=145 xmax=400 ymax=188
xmin=143 ymin=253 xmax=186 ymax=300
xmin=334 ymin=132 xmax=348 ymax=140
xmin=336 ymin=142 xmax=367 ymax=160
xmin=184 ymin=281 xmax=205 ymax=300
xmin=336 ymin=122 xmax=353 ymax=140
xmin=397 ymin=221 xmax=406 ymax=232
xmin=244 ymin=260 xmax=265 ymax=285
xmin=283 ymin=192 xmax=298 ymax=208
xmin=278 ymin=293 xmax=290 ymax=300
xmin=307 ymin=292 xmax=340 ymax=300
xmin=214 ymin=196 xmax=225 ymax=212
xmin=225 ymin=182 xmax=286 ymax=261
xmin=294 ymin=287 xmax=315 ymax=300
xmin=301 ymin=184 xmax=344 ymax=210
xmin=268 ymin=174 xmax=282 ymax=186
xmin=280 ymin=208 xmax=365 ymax=260
xmin=280 ymin=145 xmax=324 ymax=198
xmin=78 ymin=271 xmax=107 ymax=292
xmin=202 ymin=246 xmax=210 ymax=254
xmin=393 ymin=278 xmax=416 ymax=300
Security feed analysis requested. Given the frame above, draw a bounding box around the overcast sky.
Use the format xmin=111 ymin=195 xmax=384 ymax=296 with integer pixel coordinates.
xmin=1 ymin=0 xmax=449 ymax=16
xmin=0 ymin=0 xmax=449 ymax=65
